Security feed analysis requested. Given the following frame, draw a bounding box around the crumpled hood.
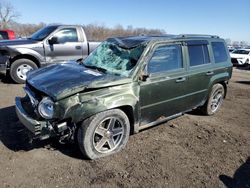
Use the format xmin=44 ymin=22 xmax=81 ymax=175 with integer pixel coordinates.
xmin=27 ymin=62 xmax=132 ymax=101
xmin=0 ymin=38 xmax=38 ymax=46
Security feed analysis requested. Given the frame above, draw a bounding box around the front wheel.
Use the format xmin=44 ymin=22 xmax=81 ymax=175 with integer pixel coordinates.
xmin=200 ymin=83 xmax=225 ymax=115
xmin=10 ymin=59 xmax=38 ymax=84
xmin=77 ymin=109 xmax=130 ymax=159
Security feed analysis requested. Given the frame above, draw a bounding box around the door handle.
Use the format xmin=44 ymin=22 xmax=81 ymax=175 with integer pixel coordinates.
xmin=175 ymin=77 xmax=186 ymax=83
xmin=206 ymin=71 xmax=214 ymax=76
xmin=75 ymin=46 xmax=82 ymax=50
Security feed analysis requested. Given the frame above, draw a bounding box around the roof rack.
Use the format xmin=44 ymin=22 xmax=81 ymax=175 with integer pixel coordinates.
xmin=177 ymin=34 xmax=220 ymax=38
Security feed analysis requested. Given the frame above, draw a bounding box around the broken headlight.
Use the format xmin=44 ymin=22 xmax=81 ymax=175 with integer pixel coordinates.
xmin=38 ymin=97 xmax=54 ymax=119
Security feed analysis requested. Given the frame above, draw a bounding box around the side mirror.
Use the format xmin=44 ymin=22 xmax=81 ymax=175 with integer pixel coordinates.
xmin=139 ymin=72 xmax=150 ymax=81
xmin=48 ymin=36 xmax=58 ymax=45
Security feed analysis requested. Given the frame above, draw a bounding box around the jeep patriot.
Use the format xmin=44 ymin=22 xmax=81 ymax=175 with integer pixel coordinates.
xmin=15 ymin=34 xmax=233 ymax=159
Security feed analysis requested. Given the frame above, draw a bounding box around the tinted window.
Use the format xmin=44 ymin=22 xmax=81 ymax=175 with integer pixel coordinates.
xmin=211 ymin=42 xmax=228 ymax=63
xmin=148 ymin=45 xmax=182 ymax=74
xmin=54 ymin=28 xmax=78 ymax=43
xmin=188 ymin=45 xmax=210 ymax=66
xmin=0 ymin=31 xmax=8 ymax=39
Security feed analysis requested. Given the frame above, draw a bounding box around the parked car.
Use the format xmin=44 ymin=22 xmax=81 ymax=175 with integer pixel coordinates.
xmin=0 ymin=25 xmax=100 ymax=83
xmin=0 ymin=30 xmax=15 ymax=40
xmin=15 ymin=34 xmax=232 ymax=159
xmin=230 ymin=49 xmax=250 ymax=66
xmin=227 ymin=45 xmax=235 ymax=52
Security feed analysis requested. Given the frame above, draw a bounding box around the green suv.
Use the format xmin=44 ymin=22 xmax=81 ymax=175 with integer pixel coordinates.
xmin=15 ymin=34 xmax=232 ymax=159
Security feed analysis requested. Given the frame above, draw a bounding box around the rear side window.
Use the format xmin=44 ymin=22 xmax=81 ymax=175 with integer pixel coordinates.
xmin=211 ymin=42 xmax=228 ymax=63
xmin=148 ymin=44 xmax=183 ymax=74
xmin=188 ymin=45 xmax=210 ymax=66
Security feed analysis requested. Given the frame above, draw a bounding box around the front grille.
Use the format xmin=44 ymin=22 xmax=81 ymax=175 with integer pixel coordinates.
xmin=231 ymin=58 xmax=238 ymax=65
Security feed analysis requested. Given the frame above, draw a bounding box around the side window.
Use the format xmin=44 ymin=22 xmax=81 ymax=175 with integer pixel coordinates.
xmin=54 ymin=28 xmax=78 ymax=43
xmin=211 ymin=42 xmax=228 ymax=63
xmin=148 ymin=44 xmax=183 ymax=74
xmin=188 ymin=45 xmax=210 ymax=66
xmin=0 ymin=31 xmax=8 ymax=39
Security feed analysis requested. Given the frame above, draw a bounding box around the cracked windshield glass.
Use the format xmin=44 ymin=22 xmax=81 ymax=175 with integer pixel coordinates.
xmin=83 ymin=41 xmax=145 ymax=77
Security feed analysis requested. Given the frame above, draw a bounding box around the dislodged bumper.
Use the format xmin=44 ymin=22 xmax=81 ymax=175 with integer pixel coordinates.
xmin=15 ymin=97 xmax=52 ymax=140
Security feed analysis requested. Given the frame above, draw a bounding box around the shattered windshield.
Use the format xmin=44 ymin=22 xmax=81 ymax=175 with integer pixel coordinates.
xmin=83 ymin=41 xmax=145 ymax=77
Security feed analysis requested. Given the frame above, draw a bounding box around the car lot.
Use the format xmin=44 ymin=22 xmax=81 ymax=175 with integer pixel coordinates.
xmin=0 ymin=68 xmax=250 ymax=188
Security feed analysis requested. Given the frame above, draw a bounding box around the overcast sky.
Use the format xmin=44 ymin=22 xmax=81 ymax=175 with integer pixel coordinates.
xmin=10 ymin=0 xmax=250 ymax=43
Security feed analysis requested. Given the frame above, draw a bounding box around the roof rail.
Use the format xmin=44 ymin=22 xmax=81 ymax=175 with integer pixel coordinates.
xmin=177 ymin=34 xmax=220 ymax=38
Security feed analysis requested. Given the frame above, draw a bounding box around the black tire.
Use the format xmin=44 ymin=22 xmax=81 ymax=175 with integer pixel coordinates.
xmin=200 ymin=83 xmax=225 ymax=115
xmin=77 ymin=109 xmax=130 ymax=159
xmin=10 ymin=59 xmax=38 ymax=84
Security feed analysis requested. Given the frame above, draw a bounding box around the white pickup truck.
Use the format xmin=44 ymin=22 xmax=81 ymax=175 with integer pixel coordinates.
xmin=230 ymin=49 xmax=250 ymax=67
xmin=0 ymin=25 xmax=100 ymax=83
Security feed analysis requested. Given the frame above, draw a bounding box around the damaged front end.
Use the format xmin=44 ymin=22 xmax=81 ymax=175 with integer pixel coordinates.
xmin=0 ymin=46 xmax=20 ymax=71
xmin=15 ymin=85 xmax=76 ymax=143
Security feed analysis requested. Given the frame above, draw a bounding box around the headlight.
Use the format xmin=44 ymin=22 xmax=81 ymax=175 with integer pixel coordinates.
xmin=38 ymin=97 xmax=54 ymax=119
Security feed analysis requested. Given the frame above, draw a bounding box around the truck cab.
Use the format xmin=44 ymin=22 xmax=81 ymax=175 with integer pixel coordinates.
xmin=0 ymin=25 xmax=100 ymax=83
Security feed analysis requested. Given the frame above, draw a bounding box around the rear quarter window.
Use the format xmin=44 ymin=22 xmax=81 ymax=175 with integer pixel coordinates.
xmin=211 ymin=42 xmax=228 ymax=63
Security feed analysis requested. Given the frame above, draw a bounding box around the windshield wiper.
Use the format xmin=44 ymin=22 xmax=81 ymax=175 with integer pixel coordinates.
xmin=83 ymin=64 xmax=107 ymax=74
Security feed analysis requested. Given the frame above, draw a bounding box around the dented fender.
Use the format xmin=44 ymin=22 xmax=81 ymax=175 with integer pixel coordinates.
xmin=56 ymin=83 xmax=140 ymax=124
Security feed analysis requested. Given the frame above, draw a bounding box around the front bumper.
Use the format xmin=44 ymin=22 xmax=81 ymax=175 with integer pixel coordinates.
xmin=15 ymin=97 xmax=52 ymax=140
xmin=231 ymin=58 xmax=248 ymax=66
xmin=0 ymin=56 xmax=9 ymax=72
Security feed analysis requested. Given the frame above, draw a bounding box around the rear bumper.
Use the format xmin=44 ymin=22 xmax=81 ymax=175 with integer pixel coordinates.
xmin=15 ymin=97 xmax=52 ymax=140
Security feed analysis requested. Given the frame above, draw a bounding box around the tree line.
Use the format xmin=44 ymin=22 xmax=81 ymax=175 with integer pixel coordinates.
xmin=0 ymin=0 xmax=248 ymax=45
xmin=5 ymin=22 xmax=165 ymax=41
xmin=0 ymin=0 xmax=165 ymax=40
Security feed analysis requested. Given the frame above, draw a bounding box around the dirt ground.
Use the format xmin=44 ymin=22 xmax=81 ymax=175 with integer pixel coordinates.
xmin=0 ymin=68 xmax=249 ymax=188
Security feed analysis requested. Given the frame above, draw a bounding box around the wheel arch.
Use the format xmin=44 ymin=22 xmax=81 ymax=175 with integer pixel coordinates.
xmin=208 ymin=80 xmax=228 ymax=99
xmin=117 ymin=105 xmax=136 ymax=135
xmin=10 ymin=54 xmax=41 ymax=68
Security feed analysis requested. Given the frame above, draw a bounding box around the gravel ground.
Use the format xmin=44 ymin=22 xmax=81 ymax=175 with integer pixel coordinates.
xmin=0 ymin=68 xmax=249 ymax=188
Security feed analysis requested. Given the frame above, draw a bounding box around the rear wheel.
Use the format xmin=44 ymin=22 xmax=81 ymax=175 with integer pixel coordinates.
xmin=77 ymin=109 xmax=130 ymax=159
xmin=201 ymin=83 xmax=225 ymax=115
xmin=10 ymin=59 xmax=38 ymax=84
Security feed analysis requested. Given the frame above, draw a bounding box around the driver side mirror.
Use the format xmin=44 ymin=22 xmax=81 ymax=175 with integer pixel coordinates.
xmin=139 ymin=72 xmax=150 ymax=81
xmin=139 ymin=65 xmax=150 ymax=81
xmin=48 ymin=36 xmax=58 ymax=45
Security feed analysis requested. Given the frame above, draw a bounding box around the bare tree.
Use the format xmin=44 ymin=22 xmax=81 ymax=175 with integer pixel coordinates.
xmin=0 ymin=0 xmax=19 ymax=29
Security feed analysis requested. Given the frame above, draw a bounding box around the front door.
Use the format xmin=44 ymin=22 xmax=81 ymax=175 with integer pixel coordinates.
xmin=139 ymin=43 xmax=189 ymax=126
xmin=44 ymin=27 xmax=83 ymax=62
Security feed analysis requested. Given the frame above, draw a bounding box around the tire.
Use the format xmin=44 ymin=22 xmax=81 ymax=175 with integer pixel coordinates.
xmin=10 ymin=59 xmax=38 ymax=84
xmin=245 ymin=59 xmax=250 ymax=70
xmin=200 ymin=83 xmax=225 ymax=115
xmin=77 ymin=109 xmax=130 ymax=159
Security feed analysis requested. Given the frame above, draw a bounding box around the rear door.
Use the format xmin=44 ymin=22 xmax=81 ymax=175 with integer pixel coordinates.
xmin=44 ymin=27 xmax=84 ymax=62
xmin=184 ymin=40 xmax=214 ymax=108
xmin=139 ymin=42 xmax=189 ymax=126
